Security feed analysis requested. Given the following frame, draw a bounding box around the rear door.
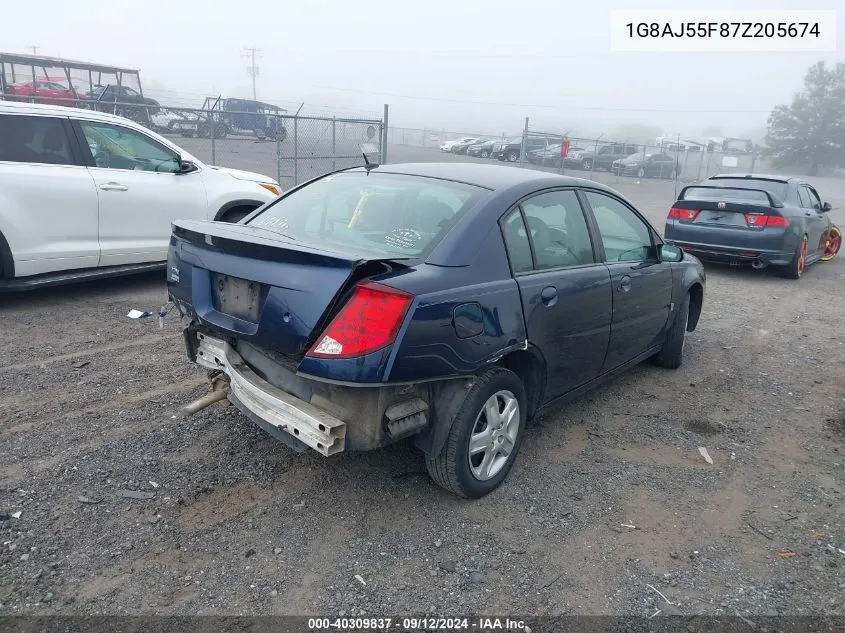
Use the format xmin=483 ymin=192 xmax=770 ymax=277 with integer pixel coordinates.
xmin=799 ymin=184 xmax=828 ymax=255
xmin=581 ymin=189 xmax=673 ymax=371
xmin=74 ymin=118 xmax=208 ymax=266
xmin=0 ymin=113 xmax=99 ymax=277
xmin=502 ymin=189 xmax=612 ymax=397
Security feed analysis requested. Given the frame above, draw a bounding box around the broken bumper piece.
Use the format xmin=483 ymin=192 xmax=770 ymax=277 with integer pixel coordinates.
xmin=194 ymin=334 xmax=346 ymax=456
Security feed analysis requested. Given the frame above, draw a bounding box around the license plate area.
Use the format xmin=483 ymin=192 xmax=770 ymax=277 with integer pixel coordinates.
xmin=695 ymin=210 xmax=746 ymax=226
xmin=212 ymin=274 xmax=262 ymax=322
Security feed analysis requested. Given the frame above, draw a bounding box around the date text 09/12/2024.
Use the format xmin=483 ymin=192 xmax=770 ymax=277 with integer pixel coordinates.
xmin=307 ymin=618 xmax=529 ymax=631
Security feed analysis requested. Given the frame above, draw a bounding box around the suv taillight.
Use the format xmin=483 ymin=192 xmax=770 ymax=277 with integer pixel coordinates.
xmin=668 ymin=207 xmax=699 ymax=220
xmin=306 ymin=281 xmax=413 ymax=359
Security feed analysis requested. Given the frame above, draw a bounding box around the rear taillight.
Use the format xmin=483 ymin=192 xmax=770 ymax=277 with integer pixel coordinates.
xmin=668 ymin=207 xmax=699 ymax=221
xmin=306 ymin=281 xmax=413 ymax=359
xmin=744 ymin=214 xmax=789 ymax=227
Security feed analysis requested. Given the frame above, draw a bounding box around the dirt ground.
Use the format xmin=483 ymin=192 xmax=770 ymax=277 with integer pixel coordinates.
xmin=1 ymin=165 xmax=844 ymax=619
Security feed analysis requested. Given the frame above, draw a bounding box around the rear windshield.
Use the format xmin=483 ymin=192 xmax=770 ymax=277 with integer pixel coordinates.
xmin=248 ymin=172 xmax=487 ymax=258
xmin=684 ymin=179 xmax=788 ymax=203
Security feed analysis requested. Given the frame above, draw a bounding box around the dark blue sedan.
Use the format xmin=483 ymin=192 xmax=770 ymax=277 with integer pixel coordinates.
xmin=167 ymin=163 xmax=706 ymax=498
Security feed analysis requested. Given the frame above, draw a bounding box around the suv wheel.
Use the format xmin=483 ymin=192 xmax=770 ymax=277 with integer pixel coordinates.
xmin=506 ymin=150 xmax=519 ymax=162
xmin=426 ymin=367 xmax=526 ymax=498
xmin=581 ymin=158 xmax=593 ymax=170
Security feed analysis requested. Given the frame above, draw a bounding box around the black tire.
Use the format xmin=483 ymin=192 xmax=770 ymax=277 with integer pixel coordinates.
xmin=781 ymin=234 xmax=809 ymax=280
xmin=220 ymin=208 xmax=253 ymax=223
xmin=425 ymin=367 xmax=526 ymax=499
xmin=651 ymin=292 xmax=690 ymax=369
xmin=480 ymin=150 xmax=489 ymax=158
xmin=581 ymin=158 xmax=592 ymax=170
xmin=506 ymin=150 xmax=519 ymax=162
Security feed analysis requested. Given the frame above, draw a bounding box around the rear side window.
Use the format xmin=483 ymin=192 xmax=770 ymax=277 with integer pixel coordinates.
xmin=797 ymin=188 xmax=811 ymax=208
xmin=249 ymin=172 xmax=487 ymax=258
xmin=501 ymin=210 xmax=533 ymax=274
xmin=0 ymin=114 xmax=75 ymax=166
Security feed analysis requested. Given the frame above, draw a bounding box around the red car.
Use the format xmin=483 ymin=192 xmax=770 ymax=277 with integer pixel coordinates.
xmin=5 ymin=79 xmax=84 ymax=106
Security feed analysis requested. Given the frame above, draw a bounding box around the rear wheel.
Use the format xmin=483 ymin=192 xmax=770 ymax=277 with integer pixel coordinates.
xmin=652 ymin=293 xmax=690 ymax=369
xmin=782 ymin=234 xmax=809 ymax=279
xmin=480 ymin=150 xmax=489 ymax=158
xmin=506 ymin=150 xmax=519 ymax=162
xmin=426 ymin=367 xmax=525 ymax=498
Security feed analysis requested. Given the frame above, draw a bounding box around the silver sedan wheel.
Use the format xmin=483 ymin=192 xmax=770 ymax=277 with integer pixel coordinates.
xmin=468 ymin=390 xmax=520 ymax=481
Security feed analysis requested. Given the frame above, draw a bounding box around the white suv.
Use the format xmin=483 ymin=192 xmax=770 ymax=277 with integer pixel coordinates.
xmin=0 ymin=101 xmax=282 ymax=290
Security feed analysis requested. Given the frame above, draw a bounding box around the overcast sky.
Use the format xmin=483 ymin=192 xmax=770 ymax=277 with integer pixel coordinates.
xmin=1 ymin=0 xmax=842 ymax=139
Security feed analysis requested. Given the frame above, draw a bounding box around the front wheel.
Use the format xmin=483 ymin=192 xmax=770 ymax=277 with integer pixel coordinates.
xmin=581 ymin=159 xmax=593 ymax=170
xmin=426 ymin=367 xmax=526 ymax=498
xmin=480 ymin=150 xmax=489 ymax=158
xmin=651 ymin=293 xmax=690 ymax=369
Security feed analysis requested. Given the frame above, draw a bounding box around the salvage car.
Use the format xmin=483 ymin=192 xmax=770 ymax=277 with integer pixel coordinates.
xmin=0 ymin=100 xmax=281 ymax=290
xmin=665 ymin=173 xmax=837 ymax=279
xmin=168 ymin=163 xmax=706 ymax=498
xmin=611 ymin=152 xmax=678 ymax=179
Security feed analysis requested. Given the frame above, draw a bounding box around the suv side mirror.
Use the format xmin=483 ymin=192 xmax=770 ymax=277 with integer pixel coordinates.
xmin=822 ymin=201 xmax=832 ymax=212
xmin=178 ymin=160 xmax=198 ymax=174
xmin=660 ymin=244 xmax=684 ymax=262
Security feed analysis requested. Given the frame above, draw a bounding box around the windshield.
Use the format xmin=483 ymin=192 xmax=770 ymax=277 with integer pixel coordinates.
xmin=248 ymin=172 xmax=487 ymax=258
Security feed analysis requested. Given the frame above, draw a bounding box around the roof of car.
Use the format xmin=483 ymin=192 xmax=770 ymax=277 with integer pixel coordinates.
xmin=349 ymin=162 xmax=619 ymax=192
xmin=0 ymin=99 xmax=138 ymax=126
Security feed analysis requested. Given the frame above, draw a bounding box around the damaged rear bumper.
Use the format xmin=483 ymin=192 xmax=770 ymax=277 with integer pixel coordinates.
xmin=188 ymin=331 xmax=433 ymax=455
xmin=195 ymin=333 xmax=347 ymax=455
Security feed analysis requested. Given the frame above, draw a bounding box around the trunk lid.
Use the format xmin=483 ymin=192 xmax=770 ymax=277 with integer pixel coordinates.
xmin=167 ymin=220 xmax=407 ymax=358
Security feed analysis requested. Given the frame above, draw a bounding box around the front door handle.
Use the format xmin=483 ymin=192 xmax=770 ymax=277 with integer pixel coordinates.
xmin=99 ymin=182 xmax=128 ymax=192
xmin=805 ymin=211 xmax=813 ymax=217
xmin=540 ymin=285 xmax=558 ymax=307
xmin=619 ymin=275 xmax=632 ymax=292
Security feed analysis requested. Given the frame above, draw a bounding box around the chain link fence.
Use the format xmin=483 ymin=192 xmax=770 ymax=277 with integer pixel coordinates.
xmin=1 ymin=93 xmax=386 ymax=187
xmin=387 ymin=122 xmax=761 ymax=186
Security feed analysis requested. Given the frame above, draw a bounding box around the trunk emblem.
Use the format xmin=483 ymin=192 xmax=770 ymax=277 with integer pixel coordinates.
xmin=717 ymin=202 xmax=726 ymax=209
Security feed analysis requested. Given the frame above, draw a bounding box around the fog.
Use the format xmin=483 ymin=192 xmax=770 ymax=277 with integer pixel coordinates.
xmin=2 ymin=0 xmax=842 ymax=139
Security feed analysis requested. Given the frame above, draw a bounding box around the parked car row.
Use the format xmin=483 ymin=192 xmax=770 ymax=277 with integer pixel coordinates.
xmin=440 ymin=137 xmax=680 ymax=179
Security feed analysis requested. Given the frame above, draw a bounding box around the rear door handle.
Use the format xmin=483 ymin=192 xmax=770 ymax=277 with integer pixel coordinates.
xmin=540 ymin=285 xmax=558 ymax=307
xmin=99 ymin=182 xmax=128 ymax=192
xmin=619 ymin=275 xmax=632 ymax=292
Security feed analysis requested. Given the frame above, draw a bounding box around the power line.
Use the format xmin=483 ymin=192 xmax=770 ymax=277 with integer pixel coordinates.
xmin=242 ymin=47 xmax=261 ymax=100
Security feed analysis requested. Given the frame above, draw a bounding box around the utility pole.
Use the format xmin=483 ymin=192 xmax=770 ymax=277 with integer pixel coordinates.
xmin=28 ymin=46 xmax=39 ymax=56
xmin=242 ymin=47 xmax=261 ymax=100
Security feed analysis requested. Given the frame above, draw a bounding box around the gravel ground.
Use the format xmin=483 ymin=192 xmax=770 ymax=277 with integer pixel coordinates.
xmin=1 ymin=167 xmax=844 ymax=619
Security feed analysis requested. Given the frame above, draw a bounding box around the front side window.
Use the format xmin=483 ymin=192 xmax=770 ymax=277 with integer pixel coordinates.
xmin=79 ymin=121 xmax=180 ymax=173
xmin=521 ymin=190 xmax=595 ymax=269
xmin=585 ymin=191 xmax=655 ymax=263
xmin=249 ymin=172 xmax=486 ymax=258
xmin=0 ymin=114 xmax=74 ymax=166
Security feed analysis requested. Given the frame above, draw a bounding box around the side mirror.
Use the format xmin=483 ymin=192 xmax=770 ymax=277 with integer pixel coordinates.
xmin=178 ymin=160 xmax=198 ymax=174
xmin=822 ymin=201 xmax=832 ymax=212
xmin=660 ymin=244 xmax=684 ymax=262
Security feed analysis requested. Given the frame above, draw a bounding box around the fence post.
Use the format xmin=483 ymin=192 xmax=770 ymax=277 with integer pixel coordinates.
xmin=293 ymin=116 xmax=298 ymax=186
xmin=332 ymin=117 xmax=336 ymax=172
xmin=382 ymin=104 xmax=389 ymax=163
xmin=276 ymin=114 xmax=282 ymax=186
xmin=519 ymin=117 xmax=529 ymax=168
xmin=750 ymin=147 xmax=757 ymax=172
xmin=210 ymin=107 xmax=216 ymax=166
xmin=590 ymin=134 xmax=602 ymax=180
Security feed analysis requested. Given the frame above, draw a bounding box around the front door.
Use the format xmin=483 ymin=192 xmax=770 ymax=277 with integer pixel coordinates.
xmin=75 ymin=119 xmax=208 ymax=266
xmin=502 ymin=189 xmax=612 ymax=398
xmin=581 ymin=190 xmax=674 ymax=371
